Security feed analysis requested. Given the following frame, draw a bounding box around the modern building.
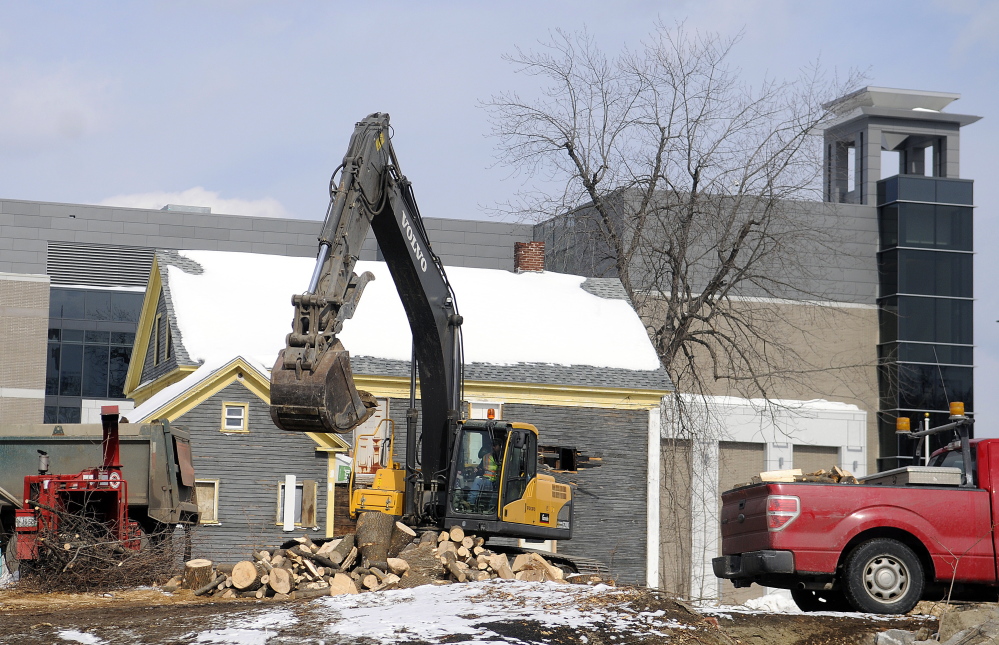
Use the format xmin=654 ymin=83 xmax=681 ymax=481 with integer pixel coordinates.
xmin=821 ymin=86 xmax=979 ymax=467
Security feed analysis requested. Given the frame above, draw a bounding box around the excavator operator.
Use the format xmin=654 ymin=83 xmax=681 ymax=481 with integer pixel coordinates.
xmin=469 ymin=439 xmax=503 ymax=509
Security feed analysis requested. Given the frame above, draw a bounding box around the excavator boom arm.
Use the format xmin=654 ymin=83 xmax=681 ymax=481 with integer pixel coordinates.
xmin=270 ymin=113 xmax=463 ymax=520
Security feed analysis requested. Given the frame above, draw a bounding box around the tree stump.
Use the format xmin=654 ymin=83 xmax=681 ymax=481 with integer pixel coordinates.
xmin=231 ymin=560 xmax=267 ymax=591
xmin=183 ymin=559 xmax=214 ymax=590
xmin=388 ymin=522 xmax=417 ymax=558
xmin=356 ymin=511 xmax=395 ymax=570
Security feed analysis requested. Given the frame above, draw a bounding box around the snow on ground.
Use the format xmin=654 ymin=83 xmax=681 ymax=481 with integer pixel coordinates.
xmin=56 ymin=631 xmax=107 ymax=645
xmin=314 ymin=579 xmax=683 ymax=643
xmin=165 ymin=251 xmax=661 ymax=371
xmin=192 ymin=608 xmax=298 ymax=645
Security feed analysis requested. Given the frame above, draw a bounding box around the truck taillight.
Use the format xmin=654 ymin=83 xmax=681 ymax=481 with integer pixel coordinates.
xmin=766 ymin=495 xmax=800 ymax=531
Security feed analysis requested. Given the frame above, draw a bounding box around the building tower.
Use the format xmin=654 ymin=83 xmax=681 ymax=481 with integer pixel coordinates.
xmin=823 ymin=87 xmax=980 ymax=469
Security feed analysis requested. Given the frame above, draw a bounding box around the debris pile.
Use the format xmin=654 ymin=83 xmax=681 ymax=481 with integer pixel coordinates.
xmin=162 ymin=512 xmax=586 ymax=600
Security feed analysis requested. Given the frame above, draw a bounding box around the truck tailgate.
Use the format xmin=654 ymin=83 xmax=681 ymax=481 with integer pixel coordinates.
xmin=719 ymin=484 xmax=772 ymax=554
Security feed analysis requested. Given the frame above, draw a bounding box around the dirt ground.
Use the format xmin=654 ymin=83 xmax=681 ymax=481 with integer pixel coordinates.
xmin=0 ymin=585 xmax=938 ymax=645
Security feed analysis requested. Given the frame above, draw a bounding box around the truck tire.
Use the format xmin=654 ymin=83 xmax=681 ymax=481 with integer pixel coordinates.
xmin=842 ymin=538 xmax=924 ymax=614
xmin=790 ymin=589 xmax=850 ymax=612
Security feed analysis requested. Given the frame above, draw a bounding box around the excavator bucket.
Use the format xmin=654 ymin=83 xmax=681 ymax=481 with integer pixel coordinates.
xmin=270 ymin=346 xmax=377 ymax=434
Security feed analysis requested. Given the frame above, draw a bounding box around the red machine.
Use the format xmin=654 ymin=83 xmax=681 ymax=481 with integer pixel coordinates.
xmin=14 ymin=406 xmax=141 ymax=560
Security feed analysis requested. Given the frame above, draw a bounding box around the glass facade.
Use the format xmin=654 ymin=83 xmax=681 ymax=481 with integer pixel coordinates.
xmin=44 ymin=287 xmax=144 ymax=423
xmin=876 ymin=176 xmax=974 ymax=469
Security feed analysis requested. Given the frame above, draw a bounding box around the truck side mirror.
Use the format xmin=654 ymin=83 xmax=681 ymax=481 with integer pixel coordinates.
xmin=512 ymin=433 xmax=525 ymax=449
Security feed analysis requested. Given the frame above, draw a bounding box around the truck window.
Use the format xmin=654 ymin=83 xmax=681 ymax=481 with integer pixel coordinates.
xmin=928 ymin=445 xmax=978 ymax=487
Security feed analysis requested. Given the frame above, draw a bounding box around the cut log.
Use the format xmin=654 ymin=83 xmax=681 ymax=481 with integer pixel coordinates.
xmin=329 ymin=573 xmax=358 ymax=595
xmin=317 ymin=539 xmax=341 ymax=557
xmin=419 ymin=531 xmax=438 ymax=546
xmin=356 ymin=511 xmax=395 ymax=570
xmin=511 ymin=553 xmax=532 ymax=573
xmin=461 ymin=536 xmax=474 ymax=550
xmin=448 ymin=526 xmax=465 ymax=542
xmin=438 ymin=531 xmax=449 ymax=543
xmin=362 ymin=574 xmax=380 ymax=590
xmin=340 ymin=546 xmax=358 ymax=570
xmin=237 ymin=590 xmax=259 ymax=599
xmin=456 ymin=546 xmax=469 ymax=559
xmin=193 ymin=575 xmax=222 ymax=597
xmin=231 ymin=560 xmax=267 ymax=591
xmin=437 ymin=541 xmax=457 ymax=557
xmin=447 ymin=561 xmax=467 ymax=582
xmin=273 ymin=592 xmax=290 ymax=600
xmin=268 ymin=568 xmax=292 ymax=595
xmin=291 ymin=587 xmax=331 ymax=600
xmin=473 ymin=536 xmax=485 ymax=548
xmin=216 ymin=563 xmax=236 ymax=576
xmin=295 ymin=535 xmax=317 ymax=551
xmin=219 ymin=589 xmax=237 ymax=599
xmin=290 ymin=545 xmax=339 ymax=569
xmin=183 ymin=559 xmax=214 ymax=590
xmin=472 ymin=546 xmax=485 ymax=556
xmin=386 ymin=558 xmax=410 ymax=576
xmin=516 ymin=569 xmax=545 ymax=582
xmin=330 ymin=534 xmax=355 ymax=565
xmin=369 ymin=567 xmax=388 ymax=583
xmin=388 ymin=522 xmax=418 ymax=558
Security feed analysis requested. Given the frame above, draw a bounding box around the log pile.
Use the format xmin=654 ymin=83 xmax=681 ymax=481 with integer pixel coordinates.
xmin=163 ymin=513 xmax=583 ymax=600
xmin=430 ymin=525 xmax=566 ymax=584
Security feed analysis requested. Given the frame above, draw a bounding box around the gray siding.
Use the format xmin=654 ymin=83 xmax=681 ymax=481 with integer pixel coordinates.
xmin=176 ymin=382 xmax=328 ymax=563
xmin=139 ymin=290 xmax=180 ymax=385
xmin=380 ymin=398 xmax=650 ymax=585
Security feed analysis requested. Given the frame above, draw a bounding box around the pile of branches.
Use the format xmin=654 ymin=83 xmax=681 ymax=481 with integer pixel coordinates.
xmin=17 ymin=508 xmax=181 ymax=592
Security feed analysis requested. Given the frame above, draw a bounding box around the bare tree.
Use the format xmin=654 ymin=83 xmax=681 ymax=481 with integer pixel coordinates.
xmin=487 ymin=23 xmax=872 ymax=598
xmin=486 ymin=22 xmax=867 ymax=403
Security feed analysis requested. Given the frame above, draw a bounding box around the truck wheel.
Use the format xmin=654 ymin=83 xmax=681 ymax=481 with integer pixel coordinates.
xmin=843 ymin=539 xmax=924 ymax=614
xmin=790 ymin=589 xmax=850 ymax=612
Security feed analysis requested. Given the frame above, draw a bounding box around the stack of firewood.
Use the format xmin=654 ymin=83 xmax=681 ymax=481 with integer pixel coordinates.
xmin=429 ymin=525 xmax=566 ymax=584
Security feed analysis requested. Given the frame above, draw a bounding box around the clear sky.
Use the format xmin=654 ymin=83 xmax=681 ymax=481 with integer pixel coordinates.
xmin=1 ymin=1 xmax=996 ymax=430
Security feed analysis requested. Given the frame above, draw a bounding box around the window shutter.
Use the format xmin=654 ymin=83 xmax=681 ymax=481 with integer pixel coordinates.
xmin=301 ymin=480 xmax=317 ymax=528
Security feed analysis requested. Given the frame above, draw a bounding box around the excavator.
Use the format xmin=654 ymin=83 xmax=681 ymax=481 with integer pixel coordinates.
xmin=270 ymin=113 xmax=572 ymax=544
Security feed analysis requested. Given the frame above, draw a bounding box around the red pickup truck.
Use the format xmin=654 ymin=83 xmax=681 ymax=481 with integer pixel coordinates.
xmin=714 ymin=414 xmax=996 ymax=614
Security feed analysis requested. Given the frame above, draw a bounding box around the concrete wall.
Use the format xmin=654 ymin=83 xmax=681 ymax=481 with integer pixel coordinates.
xmin=0 ymin=273 xmax=49 ymax=423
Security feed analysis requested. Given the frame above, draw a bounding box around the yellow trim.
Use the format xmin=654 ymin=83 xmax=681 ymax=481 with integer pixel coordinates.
xmin=132 ymin=358 xmax=270 ymax=423
xmin=128 ymin=365 xmax=198 ymax=406
xmin=124 ymin=255 xmax=162 ymax=397
xmin=221 ymin=401 xmax=249 ymax=433
xmin=351 ymin=374 xmax=669 ymax=411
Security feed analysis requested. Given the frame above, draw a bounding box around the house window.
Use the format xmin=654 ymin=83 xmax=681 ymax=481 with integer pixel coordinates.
xmin=153 ymin=314 xmax=162 ymax=366
xmin=195 ymin=479 xmax=220 ymax=524
xmin=221 ymin=402 xmax=249 ymax=432
xmin=165 ymin=322 xmax=172 ymax=360
xmin=276 ymin=479 xmax=317 ymax=528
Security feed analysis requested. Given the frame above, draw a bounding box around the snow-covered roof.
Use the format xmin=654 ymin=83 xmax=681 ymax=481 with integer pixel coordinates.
xmin=159 ymin=249 xmax=664 ymax=374
xmin=129 ymin=355 xmax=269 ymax=422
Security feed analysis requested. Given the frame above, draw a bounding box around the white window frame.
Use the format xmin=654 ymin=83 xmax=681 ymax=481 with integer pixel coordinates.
xmin=221 ymin=402 xmax=249 ymax=433
xmin=467 ymin=401 xmax=503 ymax=420
xmin=275 ymin=480 xmax=317 ymax=528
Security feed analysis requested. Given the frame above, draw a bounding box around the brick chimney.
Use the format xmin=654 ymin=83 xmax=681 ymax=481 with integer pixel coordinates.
xmin=514 ymin=241 xmax=545 ymax=273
